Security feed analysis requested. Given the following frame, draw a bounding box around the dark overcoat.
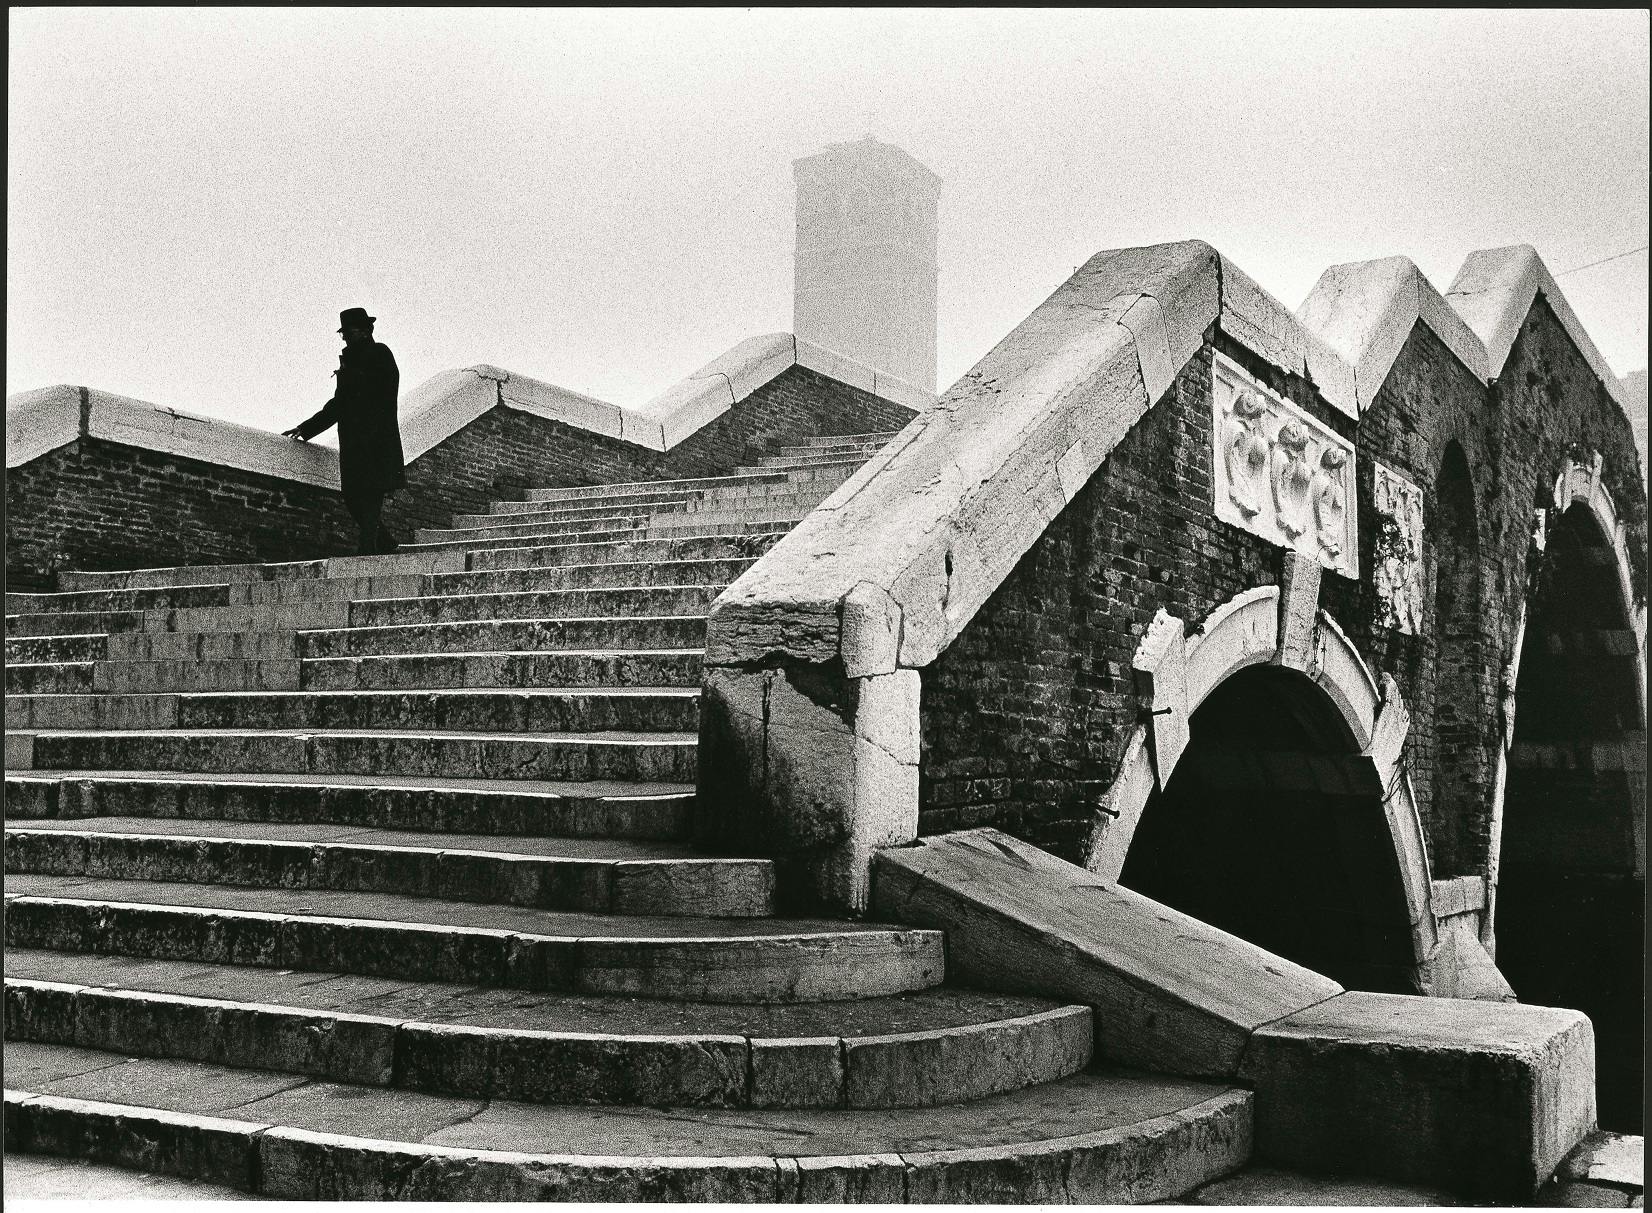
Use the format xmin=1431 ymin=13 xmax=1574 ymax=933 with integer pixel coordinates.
xmin=295 ymin=339 xmax=407 ymax=498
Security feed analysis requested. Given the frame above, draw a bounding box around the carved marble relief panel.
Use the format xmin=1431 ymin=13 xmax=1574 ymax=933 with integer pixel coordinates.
xmin=1372 ymin=460 xmax=1425 ymax=635
xmin=1212 ymin=353 xmax=1359 ymax=579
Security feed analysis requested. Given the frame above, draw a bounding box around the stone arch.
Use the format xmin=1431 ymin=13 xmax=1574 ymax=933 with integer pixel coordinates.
xmin=1493 ymin=455 xmax=1646 ymax=1131
xmin=1427 ymin=439 xmax=1490 ymax=878
xmin=1100 ymin=585 xmax=1436 ymax=991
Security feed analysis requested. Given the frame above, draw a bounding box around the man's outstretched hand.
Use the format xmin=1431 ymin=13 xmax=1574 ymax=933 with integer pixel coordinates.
xmin=282 ymin=427 xmax=309 ymax=442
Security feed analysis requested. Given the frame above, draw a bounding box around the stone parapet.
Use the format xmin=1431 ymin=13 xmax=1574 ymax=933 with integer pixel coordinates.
xmin=8 ymin=334 xmax=932 ymax=480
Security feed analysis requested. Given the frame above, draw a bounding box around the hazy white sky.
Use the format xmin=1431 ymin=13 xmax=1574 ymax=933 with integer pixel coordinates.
xmin=8 ymin=8 xmax=1648 ymax=432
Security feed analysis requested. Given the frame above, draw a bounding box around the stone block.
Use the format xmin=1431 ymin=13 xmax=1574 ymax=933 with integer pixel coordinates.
xmin=1183 ymin=586 xmax=1280 ymax=706
xmin=392 ymin=1022 xmax=499 ymax=1097
xmin=1277 ymin=553 xmax=1322 ymax=670
xmin=842 ymin=1005 xmax=1092 ymax=1107
xmin=15 ymin=1092 xmax=263 ymax=1192
xmin=748 ymin=1036 xmax=844 ymax=1108
xmin=5 ymin=979 xmax=83 ymax=1044
xmin=839 ymin=582 xmax=900 ymax=677
xmin=790 ymin=1154 xmax=908 ymax=1202
xmin=1086 ymin=727 xmax=1155 ymax=881
xmin=1239 ymin=990 xmax=1597 ymax=1200
xmin=491 ymin=1031 xmax=747 ymax=1107
xmin=1133 ymin=609 xmax=1190 ymax=785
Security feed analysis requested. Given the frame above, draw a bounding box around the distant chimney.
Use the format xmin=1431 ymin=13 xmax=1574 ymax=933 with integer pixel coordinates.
xmin=793 ymin=136 xmax=941 ymax=393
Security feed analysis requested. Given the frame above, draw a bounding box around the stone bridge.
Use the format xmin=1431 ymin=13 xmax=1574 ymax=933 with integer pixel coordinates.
xmin=3 ymin=239 xmax=1644 ymax=1200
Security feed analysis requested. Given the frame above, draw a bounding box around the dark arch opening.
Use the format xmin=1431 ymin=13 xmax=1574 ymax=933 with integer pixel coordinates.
xmin=1429 ymin=441 xmax=1489 ymax=877
xmin=1121 ymin=664 xmax=1417 ymax=992
xmin=1499 ymin=502 xmax=1645 ymax=1131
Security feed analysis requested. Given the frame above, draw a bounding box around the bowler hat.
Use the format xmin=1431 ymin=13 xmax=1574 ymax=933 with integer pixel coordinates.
xmin=337 ymin=307 xmax=376 ymax=332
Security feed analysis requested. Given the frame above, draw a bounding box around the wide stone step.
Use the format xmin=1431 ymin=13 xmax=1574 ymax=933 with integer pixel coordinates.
xmin=471 ymin=492 xmax=702 ymax=522
xmin=6 ymin=687 xmax=700 ymax=734
xmin=301 ymin=648 xmax=703 ymax=692
xmin=21 ymin=572 xmax=431 ymax=617
xmin=798 ymin=429 xmax=904 ymax=447
xmin=5 ymin=951 xmax=1089 ymax=1109
xmin=9 ymin=602 xmax=350 ymax=641
xmin=101 ymin=630 xmax=302 ymax=663
xmin=401 ymin=524 xmax=651 ymax=556
xmin=7 ymin=609 xmax=145 ymax=638
xmin=645 ymin=512 xmax=808 ymax=535
xmin=6 ymin=633 xmax=109 ymax=664
xmin=10 ymin=727 xmax=699 ymax=782
xmin=89 ymin=658 xmax=303 ymax=694
xmin=6 ymin=819 xmax=772 ymax=917
xmin=347 ymin=584 xmax=724 ymax=628
xmin=4 ymin=876 xmax=945 ymax=1002
xmin=465 ymin=532 xmax=785 ymax=572
xmin=57 ymin=558 xmax=327 ymax=592
xmin=4 ymin=1042 xmax=1250 ymax=1202
xmin=521 ymin=470 xmax=794 ymax=503
xmin=755 ymin=451 xmax=877 ymax=468
xmin=730 ymin=457 xmax=867 ymax=478
xmin=6 ymin=583 xmax=237 ymax=615
xmin=414 ymin=514 xmax=654 ymax=546
xmin=402 ymin=525 xmax=791 ymax=564
xmin=5 ymin=771 xmax=695 ymax=841
xmin=775 ymin=442 xmax=884 ymax=459
xmin=297 ymin=615 xmax=707 ymax=659
xmin=670 ymin=487 xmax=842 ymax=516
xmin=427 ymin=556 xmax=756 ymax=596
xmin=57 ymin=551 xmax=466 ymax=593
xmin=7 ymin=663 xmax=95 ymax=695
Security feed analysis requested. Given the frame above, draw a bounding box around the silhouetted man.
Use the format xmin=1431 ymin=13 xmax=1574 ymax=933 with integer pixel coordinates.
xmin=284 ymin=307 xmax=406 ymax=555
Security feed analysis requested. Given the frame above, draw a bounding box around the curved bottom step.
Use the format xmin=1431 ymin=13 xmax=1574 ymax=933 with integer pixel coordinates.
xmin=6 ymin=1041 xmax=1252 ymax=1203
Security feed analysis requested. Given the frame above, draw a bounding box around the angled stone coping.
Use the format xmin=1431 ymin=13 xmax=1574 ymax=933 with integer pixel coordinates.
xmin=1299 ymin=244 xmax=1632 ymax=416
xmin=5 ymin=385 xmax=343 ymax=488
xmin=872 ymin=828 xmax=1343 ymax=1079
xmin=6 ymin=334 xmax=932 ymax=482
xmin=874 ymin=827 xmax=1598 ymax=1201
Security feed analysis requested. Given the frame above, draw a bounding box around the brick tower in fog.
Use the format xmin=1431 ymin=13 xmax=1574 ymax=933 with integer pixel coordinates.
xmin=793 ymin=135 xmax=941 ymax=393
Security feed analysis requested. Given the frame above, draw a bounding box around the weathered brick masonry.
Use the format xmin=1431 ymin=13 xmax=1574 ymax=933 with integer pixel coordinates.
xmin=4 ymin=437 xmax=355 ymax=592
xmin=381 ymin=366 xmax=914 ymax=536
xmin=919 ymin=307 xmax=1646 ymax=884
xmin=5 ymin=365 xmax=913 ymax=589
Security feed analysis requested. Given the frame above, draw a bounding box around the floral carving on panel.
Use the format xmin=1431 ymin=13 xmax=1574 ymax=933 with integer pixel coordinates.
xmin=1372 ymin=461 xmax=1424 ymax=634
xmin=1212 ymin=353 xmax=1358 ymax=578
xmin=1225 ymin=390 xmax=1271 ymax=518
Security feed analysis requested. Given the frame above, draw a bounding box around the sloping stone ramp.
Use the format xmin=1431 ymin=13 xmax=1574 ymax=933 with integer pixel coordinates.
xmin=3 ymin=432 xmax=1251 ymax=1203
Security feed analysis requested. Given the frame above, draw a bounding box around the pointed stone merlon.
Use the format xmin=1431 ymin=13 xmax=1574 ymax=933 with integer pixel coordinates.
xmin=1299 ymin=244 xmax=1633 ymax=419
xmin=6 ymin=333 xmax=935 ymax=477
xmin=875 ymin=828 xmax=1598 ymax=1203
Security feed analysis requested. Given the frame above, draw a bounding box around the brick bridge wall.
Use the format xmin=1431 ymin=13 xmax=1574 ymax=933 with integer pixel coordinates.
xmin=4 ymin=365 xmax=913 ymax=590
xmin=919 ymin=302 xmax=1647 ymax=882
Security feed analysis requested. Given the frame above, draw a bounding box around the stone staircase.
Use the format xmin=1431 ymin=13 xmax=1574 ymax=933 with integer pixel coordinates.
xmin=3 ymin=431 xmax=1252 ymax=1202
